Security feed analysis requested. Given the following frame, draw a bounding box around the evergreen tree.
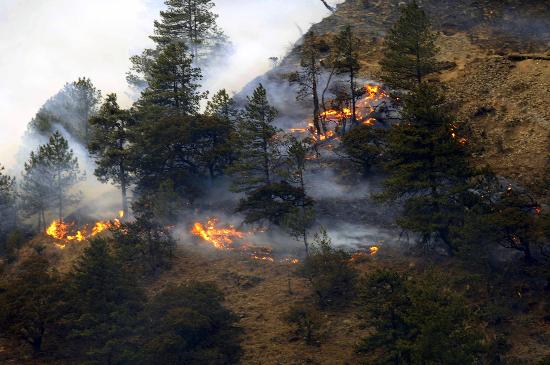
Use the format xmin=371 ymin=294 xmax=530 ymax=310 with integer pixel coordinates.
xmin=20 ymin=150 xmax=52 ymax=230
xmin=377 ymin=85 xmax=472 ymax=255
xmin=342 ymin=125 xmax=385 ymax=175
xmin=332 ymin=25 xmax=362 ymax=126
xmin=298 ymin=228 xmax=357 ymax=307
xmin=357 ymin=269 xmax=486 ymax=364
xmin=151 ymin=0 xmax=227 ymax=62
xmin=205 ymin=89 xmax=238 ymax=123
xmin=0 ymin=255 xmax=63 ymax=356
xmin=138 ymin=282 xmax=242 ymax=364
xmin=228 ymin=84 xmax=279 ymax=194
xmin=72 ymin=77 xmax=102 ymax=145
xmin=0 ymin=164 xmax=17 ymax=237
xmin=89 ymin=94 xmax=134 ymax=217
xmin=39 ymin=131 xmax=84 ymax=220
xmin=27 ymin=78 xmax=101 ymax=144
xmin=289 ymin=31 xmax=323 ymax=135
xmin=64 ymin=238 xmax=144 ymax=364
xmin=281 ymin=137 xmax=315 ymax=254
xmin=380 ymin=0 xmax=439 ymax=91
xmin=139 ymin=42 xmax=205 ymax=116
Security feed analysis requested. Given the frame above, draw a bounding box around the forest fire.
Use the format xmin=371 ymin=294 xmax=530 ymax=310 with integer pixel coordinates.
xmin=190 ymin=217 xmax=300 ymax=264
xmin=46 ymin=216 xmax=122 ymax=248
xmin=291 ymin=83 xmax=388 ymax=141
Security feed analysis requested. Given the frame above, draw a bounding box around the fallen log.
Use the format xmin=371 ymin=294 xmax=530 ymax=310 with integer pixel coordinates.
xmin=507 ymin=54 xmax=550 ymax=61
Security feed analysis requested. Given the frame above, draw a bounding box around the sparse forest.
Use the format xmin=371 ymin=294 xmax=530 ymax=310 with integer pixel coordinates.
xmin=1 ymin=0 xmax=549 ymax=364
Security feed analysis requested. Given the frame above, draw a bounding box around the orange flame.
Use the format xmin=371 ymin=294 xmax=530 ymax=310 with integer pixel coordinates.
xmin=191 ymin=218 xmax=245 ymax=250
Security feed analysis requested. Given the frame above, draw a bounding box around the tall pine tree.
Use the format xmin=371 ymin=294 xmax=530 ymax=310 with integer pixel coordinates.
xmin=380 ymin=0 xmax=439 ymax=91
xmin=89 ymin=94 xmax=134 ymax=217
xmin=377 ymin=85 xmax=472 ymax=254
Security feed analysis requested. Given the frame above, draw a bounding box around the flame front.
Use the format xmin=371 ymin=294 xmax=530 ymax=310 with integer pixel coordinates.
xmin=191 ymin=218 xmax=245 ymax=250
xmin=46 ymin=214 xmax=123 ymax=247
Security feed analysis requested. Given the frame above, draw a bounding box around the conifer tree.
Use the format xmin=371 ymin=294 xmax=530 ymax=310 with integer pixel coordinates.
xmin=20 ymin=151 xmax=51 ymax=230
xmin=281 ymin=138 xmax=315 ymax=254
xmin=342 ymin=125 xmax=385 ymax=175
xmin=205 ymin=89 xmax=238 ymax=123
xmin=377 ymin=85 xmax=472 ymax=254
xmin=332 ymin=25 xmax=362 ymax=126
xmin=0 ymin=164 xmax=17 ymax=235
xmin=72 ymin=77 xmax=102 ymax=145
xmin=65 ymin=239 xmax=144 ymax=364
xmin=0 ymin=255 xmax=63 ymax=356
xmin=229 ymin=84 xmax=280 ymax=194
xmin=89 ymin=94 xmax=134 ymax=217
xmin=139 ymin=42 xmax=205 ymax=116
xmin=39 ymin=131 xmax=84 ymax=220
xmin=380 ymin=0 xmax=439 ymax=91
xmin=290 ymin=31 xmax=323 ymax=135
xmin=151 ymin=0 xmax=227 ymax=62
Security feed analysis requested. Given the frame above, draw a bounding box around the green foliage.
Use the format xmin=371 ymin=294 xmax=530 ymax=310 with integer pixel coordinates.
xmin=137 ymin=282 xmax=241 ymax=365
xmin=64 ymin=238 xmax=145 ymax=364
xmin=380 ymin=1 xmax=439 ymax=91
xmin=357 ymin=269 xmax=486 ymax=365
xmin=151 ymin=0 xmax=228 ymax=63
xmin=342 ymin=125 xmax=385 ymax=175
xmin=228 ymin=84 xmax=280 ymax=194
xmin=21 ymin=131 xmax=84 ymax=223
xmin=332 ymin=25 xmax=362 ymax=125
xmin=139 ymin=42 xmax=205 ymax=116
xmin=89 ymin=94 xmax=135 ymax=215
xmin=459 ymin=175 xmax=548 ymax=263
xmin=236 ymin=181 xmax=313 ymax=226
xmin=205 ymin=89 xmax=238 ymax=123
xmin=377 ymin=85 xmax=472 ymax=254
xmin=28 ymin=78 xmax=101 ymax=144
xmin=285 ymin=304 xmax=322 ymax=346
xmin=0 ymin=164 xmax=17 ymax=240
xmin=297 ymin=228 xmax=357 ymax=307
xmin=0 ymin=255 xmax=63 ymax=356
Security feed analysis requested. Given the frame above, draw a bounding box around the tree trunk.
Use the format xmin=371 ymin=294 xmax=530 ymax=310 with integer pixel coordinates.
xmin=311 ymin=55 xmax=322 ymax=136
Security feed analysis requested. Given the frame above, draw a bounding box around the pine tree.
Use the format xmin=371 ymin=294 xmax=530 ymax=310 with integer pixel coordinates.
xmin=332 ymin=25 xmax=362 ymax=126
xmin=139 ymin=42 xmax=205 ymax=116
xmin=205 ymin=89 xmax=238 ymax=123
xmin=229 ymin=84 xmax=280 ymax=194
xmin=151 ymin=0 xmax=227 ymax=62
xmin=72 ymin=77 xmax=101 ymax=145
xmin=89 ymin=94 xmax=134 ymax=217
xmin=342 ymin=125 xmax=385 ymax=175
xmin=20 ymin=151 xmax=52 ymax=230
xmin=65 ymin=238 xmax=144 ymax=364
xmin=39 ymin=131 xmax=84 ymax=220
xmin=281 ymin=137 xmax=315 ymax=254
xmin=380 ymin=0 xmax=439 ymax=91
xmin=0 ymin=164 xmax=17 ymax=236
xmin=0 ymin=255 xmax=63 ymax=356
xmin=290 ymin=31 xmax=324 ymax=135
xmin=377 ymin=85 xmax=472 ymax=255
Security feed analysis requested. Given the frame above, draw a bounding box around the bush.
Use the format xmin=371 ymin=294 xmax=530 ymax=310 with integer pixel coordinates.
xmin=138 ymin=282 xmax=242 ymax=365
xmin=357 ymin=269 xmax=487 ymax=365
xmin=297 ymin=227 xmax=358 ymax=307
xmin=285 ymin=304 xmax=322 ymax=345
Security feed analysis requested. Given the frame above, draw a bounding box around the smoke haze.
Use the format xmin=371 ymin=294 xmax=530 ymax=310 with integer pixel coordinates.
xmin=0 ymin=0 xmax=342 ymax=168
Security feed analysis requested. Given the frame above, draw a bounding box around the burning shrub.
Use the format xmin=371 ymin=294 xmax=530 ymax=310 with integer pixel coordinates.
xmin=137 ymin=282 xmax=242 ymax=365
xmin=297 ymin=227 xmax=358 ymax=307
xmin=357 ymin=269 xmax=487 ymax=365
xmin=285 ymin=304 xmax=322 ymax=346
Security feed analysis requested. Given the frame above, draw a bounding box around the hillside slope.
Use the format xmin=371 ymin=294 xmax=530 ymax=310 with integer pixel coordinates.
xmin=243 ymin=0 xmax=550 ymax=194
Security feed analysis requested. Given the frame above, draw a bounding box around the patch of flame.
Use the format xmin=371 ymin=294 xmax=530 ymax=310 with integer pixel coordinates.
xmin=191 ymin=218 xmax=245 ymax=250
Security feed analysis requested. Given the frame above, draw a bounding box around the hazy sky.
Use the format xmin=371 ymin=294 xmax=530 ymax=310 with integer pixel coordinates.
xmin=0 ymin=0 xmax=341 ymax=168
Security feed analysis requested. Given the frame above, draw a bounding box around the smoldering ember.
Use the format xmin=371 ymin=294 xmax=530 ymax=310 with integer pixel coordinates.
xmin=0 ymin=1 xmax=549 ymax=364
